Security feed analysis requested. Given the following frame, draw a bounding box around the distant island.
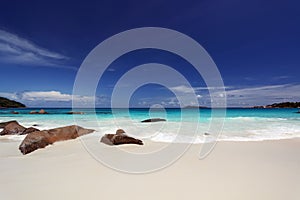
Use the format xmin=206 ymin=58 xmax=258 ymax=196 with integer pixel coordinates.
xmin=184 ymin=105 xmax=208 ymax=109
xmin=0 ymin=97 xmax=26 ymax=108
xmin=253 ymin=102 xmax=300 ymax=108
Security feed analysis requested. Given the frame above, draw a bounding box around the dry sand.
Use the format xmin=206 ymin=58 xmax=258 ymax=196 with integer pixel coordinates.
xmin=0 ymin=137 xmax=299 ymax=200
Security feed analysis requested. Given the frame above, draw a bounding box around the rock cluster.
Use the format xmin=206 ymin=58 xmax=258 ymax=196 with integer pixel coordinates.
xmin=0 ymin=120 xmax=94 ymax=155
xmin=100 ymin=129 xmax=143 ymax=145
xmin=29 ymin=109 xmax=48 ymax=114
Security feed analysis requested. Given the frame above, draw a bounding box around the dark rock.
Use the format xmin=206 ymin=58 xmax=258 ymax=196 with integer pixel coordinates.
xmin=141 ymin=118 xmax=166 ymax=123
xmin=100 ymin=134 xmax=114 ymax=145
xmin=253 ymin=106 xmax=264 ymax=109
xmin=19 ymin=125 xmax=94 ymax=155
xmin=66 ymin=111 xmax=84 ymax=114
xmin=0 ymin=120 xmax=17 ymax=128
xmin=11 ymin=111 xmax=19 ymax=114
xmin=19 ymin=130 xmax=50 ymax=154
xmin=204 ymin=132 xmax=210 ymax=136
xmin=100 ymin=129 xmax=143 ymax=146
xmin=0 ymin=121 xmax=26 ymax=135
xmin=116 ymin=129 xmax=125 ymax=135
xmin=32 ymin=124 xmax=39 ymax=127
xmin=0 ymin=121 xmax=40 ymax=135
xmin=21 ymin=127 xmax=40 ymax=135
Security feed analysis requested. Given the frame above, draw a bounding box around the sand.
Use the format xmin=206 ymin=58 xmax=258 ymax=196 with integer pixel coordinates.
xmin=0 ymin=137 xmax=299 ymax=200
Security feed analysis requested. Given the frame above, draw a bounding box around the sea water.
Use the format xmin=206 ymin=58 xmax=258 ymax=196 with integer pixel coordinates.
xmin=0 ymin=108 xmax=299 ymax=143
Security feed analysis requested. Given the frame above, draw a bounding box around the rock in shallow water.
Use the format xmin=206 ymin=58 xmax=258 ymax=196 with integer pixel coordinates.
xmin=29 ymin=109 xmax=48 ymax=114
xmin=66 ymin=111 xmax=85 ymax=114
xmin=0 ymin=121 xmax=40 ymax=135
xmin=141 ymin=118 xmax=166 ymax=123
xmin=100 ymin=129 xmax=143 ymax=146
xmin=0 ymin=120 xmax=18 ymax=128
xmin=0 ymin=121 xmax=26 ymax=135
xmin=19 ymin=125 xmax=94 ymax=155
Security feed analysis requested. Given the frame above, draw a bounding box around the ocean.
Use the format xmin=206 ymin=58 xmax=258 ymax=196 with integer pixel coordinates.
xmin=0 ymin=108 xmax=300 ymax=143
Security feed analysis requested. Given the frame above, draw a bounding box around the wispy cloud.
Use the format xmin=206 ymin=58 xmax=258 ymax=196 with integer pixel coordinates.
xmin=272 ymin=75 xmax=291 ymax=80
xmin=140 ymin=84 xmax=300 ymax=107
xmin=0 ymin=92 xmax=18 ymax=100
xmin=137 ymin=96 xmax=180 ymax=107
xmin=170 ymin=85 xmax=195 ymax=93
xmin=224 ymin=84 xmax=300 ymax=106
xmin=0 ymin=91 xmax=110 ymax=107
xmin=170 ymin=85 xmax=229 ymax=94
xmin=106 ymin=68 xmax=116 ymax=72
xmin=1 ymin=84 xmax=299 ymax=108
xmin=0 ymin=29 xmax=75 ymax=70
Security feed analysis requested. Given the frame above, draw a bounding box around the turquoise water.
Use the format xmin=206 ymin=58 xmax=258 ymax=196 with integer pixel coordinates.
xmin=0 ymin=108 xmax=299 ymax=143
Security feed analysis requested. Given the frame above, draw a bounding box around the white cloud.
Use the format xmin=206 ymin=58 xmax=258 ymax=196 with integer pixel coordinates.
xmin=107 ymin=68 xmax=116 ymax=72
xmin=0 ymin=90 xmax=112 ymax=107
xmin=170 ymin=85 xmax=195 ymax=93
xmin=19 ymin=91 xmax=73 ymax=101
xmin=224 ymin=84 xmax=300 ymax=106
xmin=0 ymin=92 xmax=18 ymax=100
xmin=0 ymin=29 xmax=74 ymax=69
xmin=165 ymin=84 xmax=300 ymax=107
xmin=18 ymin=91 xmax=99 ymax=104
xmin=1 ymin=84 xmax=299 ymax=108
xmin=170 ymin=85 xmax=229 ymax=94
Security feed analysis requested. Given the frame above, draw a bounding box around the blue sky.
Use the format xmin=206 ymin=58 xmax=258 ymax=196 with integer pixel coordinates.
xmin=0 ymin=0 xmax=299 ymax=107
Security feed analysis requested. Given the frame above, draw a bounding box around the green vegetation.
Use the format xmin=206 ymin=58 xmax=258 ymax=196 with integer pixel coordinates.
xmin=0 ymin=97 xmax=26 ymax=108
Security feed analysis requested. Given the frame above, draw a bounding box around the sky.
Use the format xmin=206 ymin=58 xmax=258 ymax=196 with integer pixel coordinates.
xmin=0 ymin=0 xmax=299 ymax=107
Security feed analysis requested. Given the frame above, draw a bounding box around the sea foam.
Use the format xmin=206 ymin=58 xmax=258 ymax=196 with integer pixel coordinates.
xmin=0 ymin=108 xmax=299 ymax=143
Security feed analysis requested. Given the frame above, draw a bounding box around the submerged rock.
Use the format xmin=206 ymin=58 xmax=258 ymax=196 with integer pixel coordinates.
xmin=11 ymin=111 xmax=19 ymax=114
xmin=29 ymin=109 xmax=48 ymax=114
xmin=19 ymin=125 xmax=94 ymax=155
xmin=100 ymin=129 xmax=143 ymax=146
xmin=141 ymin=118 xmax=166 ymax=123
xmin=66 ymin=111 xmax=85 ymax=114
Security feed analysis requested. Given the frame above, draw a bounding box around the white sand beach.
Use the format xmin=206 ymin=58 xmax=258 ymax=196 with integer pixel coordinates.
xmin=0 ymin=138 xmax=299 ymax=200
xmin=1 ymin=0 xmax=300 ymax=199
